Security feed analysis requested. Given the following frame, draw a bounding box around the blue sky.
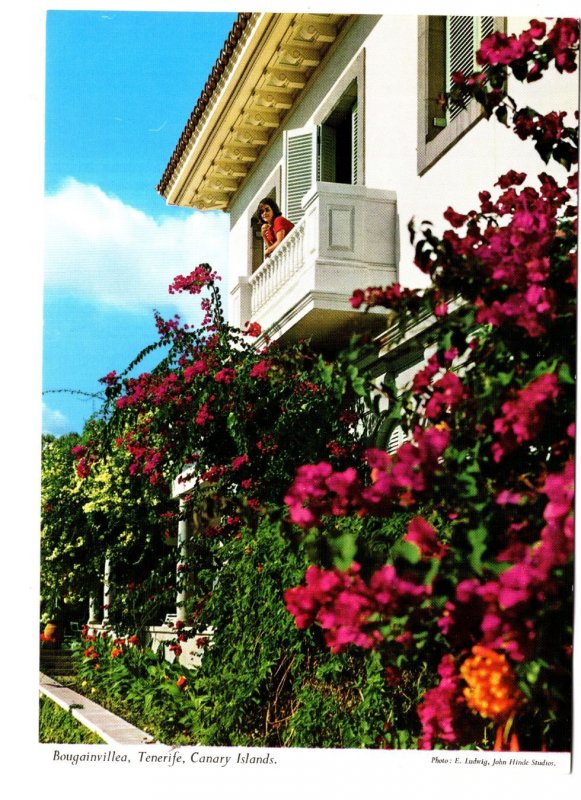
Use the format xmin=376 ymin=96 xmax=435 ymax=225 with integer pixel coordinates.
xmin=42 ymin=10 xmax=237 ymax=436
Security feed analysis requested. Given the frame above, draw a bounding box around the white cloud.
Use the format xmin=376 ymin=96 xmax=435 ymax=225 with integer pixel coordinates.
xmin=44 ymin=178 xmax=230 ymax=316
xmin=42 ymin=402 xmax=71 ymax=436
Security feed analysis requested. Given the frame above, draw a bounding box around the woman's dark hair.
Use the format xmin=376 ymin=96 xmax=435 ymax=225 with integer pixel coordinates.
xmin=256 ymin=197 xmax=282 ymax=220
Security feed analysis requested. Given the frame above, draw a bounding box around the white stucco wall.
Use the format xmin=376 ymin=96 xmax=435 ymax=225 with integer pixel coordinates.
xmin=364 ymin=15 xmax=578 ymax=290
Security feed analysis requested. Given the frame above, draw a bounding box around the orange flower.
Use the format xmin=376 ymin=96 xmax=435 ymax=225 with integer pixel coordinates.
xmin=176 ymin=675 xmax=187 ymax=690
xmin=111 ymin=647 xmax=123 ymax=658
xmin=460 ymin=645 xmax=523 ymax=725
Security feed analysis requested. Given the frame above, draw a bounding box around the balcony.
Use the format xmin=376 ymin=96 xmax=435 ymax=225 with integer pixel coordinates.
xmin=230 ymin=181 xmax=398 ymax=351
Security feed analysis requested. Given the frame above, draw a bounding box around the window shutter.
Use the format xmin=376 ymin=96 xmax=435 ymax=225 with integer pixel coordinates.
xmin=351 ymin=101 xmax=359 ymax=185
xmin=479 ymin=16 xmax=495 ymax=43
xmin=319 ymin=124 xmax=337 ymax=182
xmin=447 ymin=16 xmax=496 ymax=122
xmin=447 ymin=16 xmax=476 ymax=122
xmin=284 ymin=126 xmax=317 ymax=223
xmin=387 ymin=425 xmax=406 ymax=455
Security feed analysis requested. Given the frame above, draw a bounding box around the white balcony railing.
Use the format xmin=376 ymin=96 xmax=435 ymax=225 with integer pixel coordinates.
xmin=250 ymin=216 xmax=306 ymax=315
xmin=231 ymin=181 xmax=398 ymax=343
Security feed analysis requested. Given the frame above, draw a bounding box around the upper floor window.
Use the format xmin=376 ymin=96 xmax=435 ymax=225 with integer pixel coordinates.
xmin=283 ymin=53 xmax=365 ymax=224
xmin=417 ymin=15 xmax=502 ymax=174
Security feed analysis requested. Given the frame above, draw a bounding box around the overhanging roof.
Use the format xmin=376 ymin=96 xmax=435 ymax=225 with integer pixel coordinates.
xmin=157 ymin=12 xmax=353 ymax=211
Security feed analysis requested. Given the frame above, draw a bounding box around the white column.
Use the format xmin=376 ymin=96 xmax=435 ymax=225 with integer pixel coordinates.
xmin=88 ymin=595 xmax=98 ymax=627
xmin=176 ymin=499 xmax=191 ymax=623
xmin=103 ymin=554 xmax=111 ymax=627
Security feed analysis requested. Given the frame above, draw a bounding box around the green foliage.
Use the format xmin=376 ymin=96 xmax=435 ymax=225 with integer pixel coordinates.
xmin=39 ymin=695 xmax=105 ymax=744
xmin=69 ymin=514 xmax=437 ymax=747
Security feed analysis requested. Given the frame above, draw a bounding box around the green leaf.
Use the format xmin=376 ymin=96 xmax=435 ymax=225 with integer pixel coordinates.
xmin=330 ymin=532 xmax=357 ymax=571
xmin=495 ymin=105 xmax=508 ymax=126
xmin=318 ymin=360 xmax=335 ymax=387
xmin=423 ymin=557 xmax=441 ymax=587
xmin=558 ymin=362 xmax=575 ymax=385
xmin=391 ymin=539 xmax=421 ymax=565
xmin=457 ymin=472 xmax=479 ymax=498
xmin=496 ymin=370 xmax=514 ymax=387
xmin=531 ymin=359 xmax=558 ymax=378
xmin=526 ymin=661 xmax=542 ymax=685
xmin=467 ymin=526 xmax=488 ymax=575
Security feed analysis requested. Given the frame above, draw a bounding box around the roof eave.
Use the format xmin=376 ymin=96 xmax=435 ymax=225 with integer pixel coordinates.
xmin=159 ymin=12 xmax=354 ymax=212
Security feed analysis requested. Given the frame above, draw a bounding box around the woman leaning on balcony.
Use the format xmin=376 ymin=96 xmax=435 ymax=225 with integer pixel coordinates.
xmin=257 ymin=198 xmax=294 ymax=257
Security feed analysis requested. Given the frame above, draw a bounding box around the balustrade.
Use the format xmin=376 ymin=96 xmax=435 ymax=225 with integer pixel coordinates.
xmin=232 ymin=182 xmax=397 ymax=341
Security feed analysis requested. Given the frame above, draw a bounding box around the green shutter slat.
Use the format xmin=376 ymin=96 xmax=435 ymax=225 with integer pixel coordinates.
xmin=319 ymin=125 xmax=336 ymax=182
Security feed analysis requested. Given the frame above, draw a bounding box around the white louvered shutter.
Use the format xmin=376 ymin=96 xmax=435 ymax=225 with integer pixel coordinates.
xmin=447 ymin=16 xmax=495 ymax=122
xmin=284 ymin=126 xmax=317 ymax=224
xmin=387 ymin=425 xmax=406 ymax=456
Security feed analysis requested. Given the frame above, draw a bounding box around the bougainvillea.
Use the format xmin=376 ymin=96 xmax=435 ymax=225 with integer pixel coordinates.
xmin=42 ymin=16 xmax=577 ymax=752
xmin=283 ymin=17 xmax=577 ymax=752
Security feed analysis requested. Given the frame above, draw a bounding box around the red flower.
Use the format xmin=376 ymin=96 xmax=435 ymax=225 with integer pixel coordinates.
xmin=169 ymin=264 xmax=219 ymax=295
xmin=214 ymin=367 xmax=236 ymax=384
xmin=176 ymin=676 xmax=188 ymax=690
xmin=250 ymin=360 xmax=272 ymax=380
xmin=404 ymin=516 xmax=448 ymax=560
xmin=244 ymin=321 xmax=262 ymax=337
xmin=231 ymin=454 xmax=250 ymax=471
xmin=443 ymin=206 xmax=468 ymax=228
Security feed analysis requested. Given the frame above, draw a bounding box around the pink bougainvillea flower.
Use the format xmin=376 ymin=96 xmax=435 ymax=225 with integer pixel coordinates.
xmin=231 ymin=454 xmax=250 ymax=471
xmin=284 ymin=561 xmax=428 ymax=654
xmin=243 ymin=321 xmax=262 ymax=337
xmin=416 ymin=655 xmax=481 ymax=749
xmin=249 ymin=359 xmax=272 ymax=380
xmin=214 ymin=367 xmax=237 ymax=384
xmin=404 ymin=516 xmax=448 ymax=560
xmin=492 ymin=373 xmax=559 ymax=461
xmin=169 ymin=264 xmax=219 ymax=295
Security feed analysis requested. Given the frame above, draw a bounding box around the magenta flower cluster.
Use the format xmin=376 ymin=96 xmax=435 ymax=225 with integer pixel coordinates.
xmin=168 ymin=264 xmax=220 ymax=295
xmin=284 ymin=425 xmax=450 ymax=528
xmin=492 ymin=373 xmax=560 ymax=462
xmin=284 ymin=561 xmax=428 ymax=654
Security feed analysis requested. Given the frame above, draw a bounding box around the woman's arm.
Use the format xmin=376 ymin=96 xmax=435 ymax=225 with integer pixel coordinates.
xmin=264 ymin=228 xmax=287 ymax=256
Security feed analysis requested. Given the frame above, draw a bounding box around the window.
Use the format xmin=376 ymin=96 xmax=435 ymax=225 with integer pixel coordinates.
xmin=319 ymin=80 xmax=359 ymax=185
xmin=283 ymin=87 xmax=359 ymax=224
xmin=283 ymin=55 xmax=364 ymax=224
xmin=418 ymin=15 xmax=503 ymax=174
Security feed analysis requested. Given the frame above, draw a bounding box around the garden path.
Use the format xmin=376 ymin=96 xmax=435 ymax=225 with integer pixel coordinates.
xmin=40 ymin=672 xmax=157 ymax=745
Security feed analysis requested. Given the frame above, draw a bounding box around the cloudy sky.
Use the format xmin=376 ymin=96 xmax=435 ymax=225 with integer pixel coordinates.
xmin=41 ymin=9 xmax=237 ymax=436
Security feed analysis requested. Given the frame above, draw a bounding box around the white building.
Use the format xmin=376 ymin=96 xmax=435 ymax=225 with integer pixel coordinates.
xmin=157 ymin=12 xmax=577 ymax=355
